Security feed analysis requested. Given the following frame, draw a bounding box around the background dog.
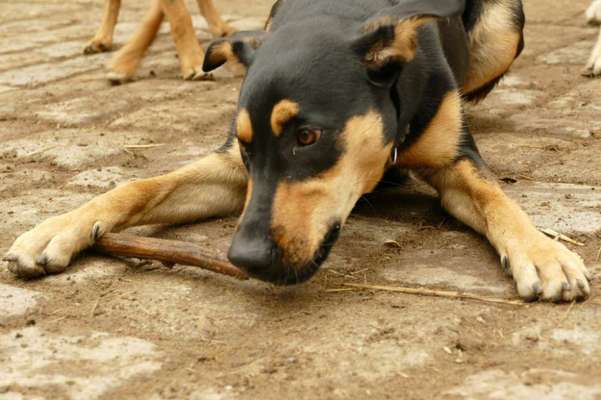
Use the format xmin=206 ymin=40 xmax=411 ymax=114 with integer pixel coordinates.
xmin=84 ymin=0 xmax=234 ymax=83
xmin=584 ymin=0 xmax=601 ymax=76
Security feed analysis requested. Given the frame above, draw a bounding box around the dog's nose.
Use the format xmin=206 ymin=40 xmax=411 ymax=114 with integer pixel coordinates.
xmin=228 ymin=230 xmax=276 ymax=277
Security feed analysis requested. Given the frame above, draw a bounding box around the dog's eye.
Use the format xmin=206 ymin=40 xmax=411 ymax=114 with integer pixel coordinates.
xmin=296 ymin=128 xmax=322 ymax=147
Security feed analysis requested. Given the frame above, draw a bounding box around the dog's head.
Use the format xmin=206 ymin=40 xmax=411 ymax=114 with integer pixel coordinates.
xmin=204 ymin=4 xmax=463 ymax=284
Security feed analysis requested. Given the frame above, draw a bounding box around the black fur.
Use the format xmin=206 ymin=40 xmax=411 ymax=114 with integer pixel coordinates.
xmin=206 ymin=0 xmax=524 ymax=284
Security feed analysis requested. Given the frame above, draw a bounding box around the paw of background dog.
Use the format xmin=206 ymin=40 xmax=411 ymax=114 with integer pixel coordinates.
xmin=209 ymin=22 xmax=236 ymax=38
xmin=586 ymin=0 xmax=601 ymax=25
xmin=500 ymin=232 xmax=591 ymax=302
xmin=583 ymin=47 xmax=601 ymax=77
xmin=84 ymin=39 xmax=113 ymax=55
xmin=3 ymin=214 xmax=104 ymax=279
xmin=183 ymin=65 xmax=215 ymax=81
xmin=583 ymin=30 xmax=601 ymax=77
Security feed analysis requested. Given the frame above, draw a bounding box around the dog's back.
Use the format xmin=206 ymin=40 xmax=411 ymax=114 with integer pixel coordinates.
xmin=266 ymin=0 xmax=524 ymax=102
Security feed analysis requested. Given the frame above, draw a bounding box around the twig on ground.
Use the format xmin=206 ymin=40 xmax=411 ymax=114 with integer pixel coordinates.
xmin=93 ymin=233 xmax=248 ymax=280
xmin=517 ymin=174 xmax=535 ymax=181
xmin=558 ymin=300 xmax=576 ymax=325
xmin=540 ymin=228 xmax=585 ymax=246
xmin=340 ymin=283 xmax=527 ymax=306
xmin=90 ymin=297 xmax=101 ymax=318
xmin=123 ymin=143 xmax=166 ymax=150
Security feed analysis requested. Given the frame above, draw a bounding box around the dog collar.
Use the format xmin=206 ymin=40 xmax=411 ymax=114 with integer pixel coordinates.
xmin=390 ymin=146 xmax=398 ymax=165
xmin=389 ymin=124 xmax=410 ymax=166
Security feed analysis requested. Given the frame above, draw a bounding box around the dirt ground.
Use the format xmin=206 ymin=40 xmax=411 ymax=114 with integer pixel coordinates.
xmin=1 ymin=0 xmax=601 ymax=399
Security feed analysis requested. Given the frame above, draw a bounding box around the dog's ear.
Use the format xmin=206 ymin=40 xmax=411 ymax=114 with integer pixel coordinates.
xmin=203 ymin=30 xmax=267 ymax=72
xmin=351 ymin=0 xmax=465 ymax=86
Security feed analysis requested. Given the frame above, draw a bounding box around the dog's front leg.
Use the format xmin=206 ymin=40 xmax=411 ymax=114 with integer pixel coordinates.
xmin=196 ymin=0 xmax=234 ymax=37
xmin=160 ymin=0 xmax=208 ymax=80
xmin=108 ymin=0 xmax=164 ymax=84
xmin=85 ymin=0 xmax=122 ymax=54
xmin=4 ymin=146 xmax=247 ymax=279
xmin=421 ymin=158 xmax=591 ymax=302
xmin=583 ymin=29 xmax=601 ymax=77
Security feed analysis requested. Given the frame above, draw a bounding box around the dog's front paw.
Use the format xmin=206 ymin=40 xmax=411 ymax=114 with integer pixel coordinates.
xmin=3 ymin=213 xmax=105 ymax=279
xmin=501 ymin=232 xmax=591 ymax=302
xmin=210 ymin=22 xmax=236 ymax=38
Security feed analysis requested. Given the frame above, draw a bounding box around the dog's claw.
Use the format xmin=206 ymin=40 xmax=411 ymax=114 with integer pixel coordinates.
xmin=501 ymin=255 xmax=512 ymax=276
xmin=91 ymin=222 xmax=103 ymax=242
xmin=521 ymin=283 xmax=542 ymax=303
xmin=35 ymin=254 xmax=48 ymax=266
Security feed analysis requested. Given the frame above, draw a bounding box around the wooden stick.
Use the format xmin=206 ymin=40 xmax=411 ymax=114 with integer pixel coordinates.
xmin=93 ymin=233 xmax=249 ymax=280
xmin=540 ymin=228 xmax=585 ymax=247
xmin=340 ymin=283 xmax=527 ymax=306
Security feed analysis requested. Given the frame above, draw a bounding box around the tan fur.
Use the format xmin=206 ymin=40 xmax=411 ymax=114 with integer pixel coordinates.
xmin=196 ymin=0 xmax=234 ymax=37
xmin=105 ymin=0 xmax=232 ymax=82
xmin=236 ymin=109 xmax=253 ymax=143
xmin=205 ymin=41 xmax=247 ymax=74
xmin=85 ymin=0 xmax=121 ymax=53
xmin=5 ymin=144 xmax=247 ymax=277
xmin=398 ymin=91 xmax=462 ymax=169
xmin=241 ymin=179 xmax=253 ymax=220
xmin=206 ymin=41 xmax=234 ymax=67
xmin=108 ymin=0 xmax=164 ymax=81
xmin=271 ymin=100 xmax=300 ymax=136
xmin=423 ymin=159 xmax=590 ymax=301
xmin=271 ymin=111 xmax=391 ymax=265
xmin=364 ymin=16 xmax=433 ymax=67
xmin=161 ymin=0 xmax=206 ymax=78
xmin=584 ymin=28 xmax=601 ymax=77
xmin=463 ymin=1 xmax=521 ymax=94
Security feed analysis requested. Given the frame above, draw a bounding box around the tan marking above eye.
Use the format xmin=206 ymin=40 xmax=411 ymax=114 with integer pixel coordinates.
xmin=236 ymin=109 xmax=253 ymax=143
xmin=271 ymin=99 xmax=300 ymax=136
xmin=270 ymin=111 xmax=391 ymax=267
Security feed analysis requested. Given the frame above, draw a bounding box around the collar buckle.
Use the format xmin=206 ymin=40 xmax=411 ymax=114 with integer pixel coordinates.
xmin=390 ymin=146 xmax=398 ymax=165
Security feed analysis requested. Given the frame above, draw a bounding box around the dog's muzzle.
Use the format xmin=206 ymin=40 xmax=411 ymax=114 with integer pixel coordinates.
xmin=228 ymin=222 xmax=341 ymax=285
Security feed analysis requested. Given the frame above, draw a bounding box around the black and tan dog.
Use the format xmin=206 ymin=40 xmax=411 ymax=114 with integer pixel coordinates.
xmin=84 ymin=0 xmax=234 ymax=83
xmin=5 ymin=0 xmax=591 ymax=302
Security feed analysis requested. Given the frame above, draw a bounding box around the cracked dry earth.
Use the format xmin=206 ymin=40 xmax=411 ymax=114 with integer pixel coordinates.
xmin=1 ymin=0 xmax=601 ymax=399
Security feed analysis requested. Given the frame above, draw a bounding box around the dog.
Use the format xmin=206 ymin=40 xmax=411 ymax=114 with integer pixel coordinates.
xmin=4 ymin=0 xmax=591 ymax=302
xmin=83 ymin=0 xmax=234 ymax=83
xmin=585 ymin=0 xmax=601 ymax=76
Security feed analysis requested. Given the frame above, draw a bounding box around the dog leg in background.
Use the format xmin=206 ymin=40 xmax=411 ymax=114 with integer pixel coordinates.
xmin=160 ymin=0 xmax=208 ymax=80
xmin=586 ymin=0 xmax=601 ymax=24
xmin=421 ymin=155 xmax=591 ymax=302
xmin=197 ymin=0 xmax=235 ymax=37
xmin=4 ymin=146 xmax=247 ymax=279
xmin=583 ymin=29 xmax=601 ymax=76
xmin=107 ymin=0 xmax=164 ymax=84
xmin=584 ymin=0 xmax=601 ymax=76
xmin=85 ymin=0 xmax=122 ymax=54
